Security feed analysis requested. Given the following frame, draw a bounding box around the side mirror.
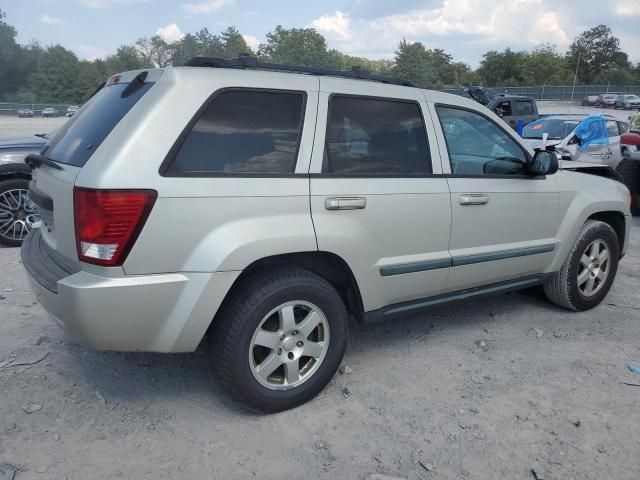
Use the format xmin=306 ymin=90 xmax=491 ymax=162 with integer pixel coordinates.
xmin=529 ymin=150 xmax=558 ymax=176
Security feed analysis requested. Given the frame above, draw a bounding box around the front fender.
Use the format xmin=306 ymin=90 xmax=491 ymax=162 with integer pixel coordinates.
xmin=548 ymin=171 xmax=631 ymax=272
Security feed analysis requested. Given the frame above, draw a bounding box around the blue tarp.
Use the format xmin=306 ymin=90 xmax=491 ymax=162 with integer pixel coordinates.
xmin=574 ymin=115 xmax=608 ymax=150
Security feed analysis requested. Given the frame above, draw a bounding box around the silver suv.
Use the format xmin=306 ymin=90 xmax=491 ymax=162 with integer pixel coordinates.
xmin=22 ymin=58 xmax=632 ymax=412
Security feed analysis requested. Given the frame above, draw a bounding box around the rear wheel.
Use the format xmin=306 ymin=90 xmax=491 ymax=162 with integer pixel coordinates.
xmin=616 ymin=158 xmax=640 ymax=215
xmin=212 ymin=266 xmax=348 ymax=413
xmin=544 ymin=220 xmax=619 ymax=311
xmin=0 ymin=178 xmax=40 ymax=247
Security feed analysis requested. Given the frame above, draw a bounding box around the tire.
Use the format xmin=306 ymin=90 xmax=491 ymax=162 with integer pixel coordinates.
xmin=616 ymin=158 xmax=640 ymax=215
xmin=0 ymin=178 xmax=39 ymax=247
xmin=212 ymin=266 xmax=349 ymax=413
xmin=543 ymin=220 xmax=620 ymax=311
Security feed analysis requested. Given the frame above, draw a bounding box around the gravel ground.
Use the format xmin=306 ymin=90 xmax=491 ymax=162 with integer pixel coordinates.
xmin=1 ymin=109 xmax=640 ymax=480
xmin=0 ymin=116 xmax=68 ymax=138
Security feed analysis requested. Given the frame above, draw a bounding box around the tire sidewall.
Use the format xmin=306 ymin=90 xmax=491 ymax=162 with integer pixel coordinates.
xmin=566 ymin=223 xmax=620 ymax=311
xmin=227 ymin=280 xmax=348 ymax=411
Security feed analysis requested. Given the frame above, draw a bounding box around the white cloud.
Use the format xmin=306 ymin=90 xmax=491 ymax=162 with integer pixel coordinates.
xmin=76 ymin=45 xmax=108 ymax=60
xmin=242 ymin=34 xmax=260 ymax=51
xmin=308 ymin=11 xmax=351 ymax=40
xmin=182 ymin=0 xmax=233 ymax=15
xmin=615 ymin=0 xmax=640 ymax=16
xmin=156 ymin=23 xmax=184 ymax=43
xmin=40 ymin=14 xmax=63 ymax=25
xmin=79 ymin=0 xmax=148 ymax=8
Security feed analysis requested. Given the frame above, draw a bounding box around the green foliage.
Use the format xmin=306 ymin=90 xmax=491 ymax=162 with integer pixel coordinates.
xmin=566 ymin=25 xmax=630 ymax=83
xmin=0 ymin=10 xmax=638 ymax=104
xmin=258 ymin=25 xmax=329 ymax=66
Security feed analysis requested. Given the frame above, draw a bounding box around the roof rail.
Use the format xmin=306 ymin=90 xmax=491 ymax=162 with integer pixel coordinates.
xmin=183 ymin=56 xmax=417 ymax=88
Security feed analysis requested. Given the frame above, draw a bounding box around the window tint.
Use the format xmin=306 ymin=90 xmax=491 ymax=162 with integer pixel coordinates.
xmin=618 ymin=121 xmax=629 ymax=134
xmin=514 ymin=101 xmax=535 ymax=116
xmin=44 ymin=82 xmax=154 ymax=167
xmin=606 ymin=120 xmax=620 ymax=137
xmin=324 ymin=96 xmax=430 ymax=175
xmin=436 ymin=106 xmax=527 ymax=176
xmin=166 ymin=90 xmax=304 ymax=174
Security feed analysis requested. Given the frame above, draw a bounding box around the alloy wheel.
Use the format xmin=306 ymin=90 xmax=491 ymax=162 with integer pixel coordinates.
xmin=0 ymin=188 xmax=40 ymax=243
xmin=577 ymin=239 xmax=610 ymax=297
xmin=249 ymin=301 xmax=330 ymax=390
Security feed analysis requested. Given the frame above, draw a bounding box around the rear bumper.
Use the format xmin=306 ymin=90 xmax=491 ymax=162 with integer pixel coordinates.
xmin=22 ymin=229 xmax=240 ymax=352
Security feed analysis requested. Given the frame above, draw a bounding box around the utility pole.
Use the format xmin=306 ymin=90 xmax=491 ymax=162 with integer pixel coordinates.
xmin=570 ymin=50 xmax=581 ymax=104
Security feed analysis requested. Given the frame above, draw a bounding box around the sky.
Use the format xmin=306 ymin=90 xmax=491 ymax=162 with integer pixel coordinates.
xmin=4 ymin=0 xmax=640 ymax=67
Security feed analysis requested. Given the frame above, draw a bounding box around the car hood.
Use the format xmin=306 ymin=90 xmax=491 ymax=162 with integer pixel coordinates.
xmin=523 ymin=138 xmax=563 ymax=149
xmin=0 ymin=136 xmax=46 ymax=151
xmin=559 ymin=160 xmax=609 ymax=169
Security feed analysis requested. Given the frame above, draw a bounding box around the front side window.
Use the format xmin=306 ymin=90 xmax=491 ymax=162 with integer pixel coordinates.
xmin=324 ymin=96 xmax=431 ymax=175
xmin=436 ymin=106 xmax=528 ymax=176
xmin=165 ymin=90 xmax=305 ymax=175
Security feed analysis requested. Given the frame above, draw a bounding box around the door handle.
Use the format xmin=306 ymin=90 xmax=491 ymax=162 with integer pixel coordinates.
xmin=459 ymin=193 xmax=489 ymax=206
xmin=325 ymin=197 xmax=367 ymax=210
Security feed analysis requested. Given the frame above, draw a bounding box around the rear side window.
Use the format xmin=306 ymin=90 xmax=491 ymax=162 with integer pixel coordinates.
xmin=323 ymin=96 xmax=431 ymax=175
xmin=165 ymin=90 xmax=305 ymax=175
xmin=514 ymin=101 xmax=534 ymax=116
xmin=44 ymin=82 xmax=154 ymax=167
xmin=606 ymin=120 xmax=620 ymax=137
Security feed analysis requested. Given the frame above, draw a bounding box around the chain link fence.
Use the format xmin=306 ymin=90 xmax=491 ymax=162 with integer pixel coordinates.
xmin=440 ymin=84 xmax=640 ymax=101
xmin=0 ymin=103 xmax=77 ymax=117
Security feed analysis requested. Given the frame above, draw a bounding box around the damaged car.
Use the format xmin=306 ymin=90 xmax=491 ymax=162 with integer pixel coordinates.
xmin=619 ymin=113 xmax=640 ymax=214
xmin=464 ymin=85 xmax=539 ymax=130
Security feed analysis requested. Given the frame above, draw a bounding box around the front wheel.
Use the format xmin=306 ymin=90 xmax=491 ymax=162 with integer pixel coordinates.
xmin=212 ymin=267 xmax=348 ymax=412
xmin=0 ymin=178 xmax=40 ymax=247
xmin=544 ymin=220 xmax=620 ymax=311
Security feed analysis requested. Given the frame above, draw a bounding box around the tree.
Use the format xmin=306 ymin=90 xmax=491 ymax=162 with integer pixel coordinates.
xmin=258 ymin=26 xmax=329 ymax=66
xmin=136 ymin=35 xmax=172 ymax=67
xmin=0 ymin=9 xmax=21 ymax=100
xmin=25 ymin=45 xmax=81 ymax=103
xmin=220 ymin=26 xmax=251 ymax=58
xmin=105 ymin=44 xmax=149 ymax=73
xmin=477 ymin=48 xmax=527 ymax=85
xmin=521 ymin=44 xmax=571 ymax=85
xmin=566 ymin=25 xmax=630 ymax=83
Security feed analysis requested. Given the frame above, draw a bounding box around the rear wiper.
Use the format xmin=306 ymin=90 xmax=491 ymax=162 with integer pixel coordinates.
xmin=25 ymin=154 xmax=63 ymax=170
xmin=34 ymin=133 xmax=48 ymax=139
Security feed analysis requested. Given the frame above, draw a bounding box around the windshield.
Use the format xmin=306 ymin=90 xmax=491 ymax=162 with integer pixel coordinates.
xmin=43 ymin=81 xmax=153 ymax=167
xmin=522 ymin=119 xmax=579 ymax=140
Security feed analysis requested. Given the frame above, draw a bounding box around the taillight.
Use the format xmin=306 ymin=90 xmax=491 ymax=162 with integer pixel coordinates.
xmin=74 ymin=188 xmax=156 ymax=266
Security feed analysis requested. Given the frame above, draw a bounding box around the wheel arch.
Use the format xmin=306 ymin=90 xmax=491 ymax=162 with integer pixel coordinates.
xmin=0 ymin=163 xmax=32 ymax=182
xmin=208 ymin=251 xmax=364 ymax=335
xmin=587 ymin=211 xmax=626 ymax=252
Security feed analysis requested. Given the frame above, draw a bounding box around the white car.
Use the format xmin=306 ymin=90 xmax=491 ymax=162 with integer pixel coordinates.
xmin=21 ymin=58 xmax=632 ymax=412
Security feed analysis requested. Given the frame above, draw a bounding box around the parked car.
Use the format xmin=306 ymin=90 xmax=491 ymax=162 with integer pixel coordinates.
xmin=619 ymin=113 xmax=640 ymax=214
xmin=596 ymin=94 xmax=618 ymax=108
xmin=0 ymin=134 xmax=47 ymax=246
xmin=41 ymin=108 xmax=57 ymax=118
xmin=523 ymin=114 xmax=629 ymax=168
xmin=17 ymin=108 xmax=34 ymax=118
xmin=464 ymin=85 xmax=539 ymax=130
xmin=65 ymin=105 xmax=80 ymax=117
xmin=581 ymin=95 xmax=599 ymax=106
xmin=22 ymin=58 xmax=631 ymax=412
xmin=615 ymin=94 xmax=640 ymax=110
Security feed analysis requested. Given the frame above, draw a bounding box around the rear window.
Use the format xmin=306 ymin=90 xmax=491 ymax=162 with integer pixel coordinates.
xmin=43 ymin=81 xmax=153 ymax=167
xmin=323 ymin=95 xmax=431 ymax=175
xmin=164 ymin=89 xmax=305 ymax=175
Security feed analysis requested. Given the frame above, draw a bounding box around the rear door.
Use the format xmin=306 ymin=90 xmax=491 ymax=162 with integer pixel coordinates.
xmin=29 ymin=70 xmax=161 ymax=265
xmin=309 ymin=79 xmax=451 ymax=312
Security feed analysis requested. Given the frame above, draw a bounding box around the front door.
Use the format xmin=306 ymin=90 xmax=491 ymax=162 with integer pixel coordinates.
xmin=430 ymin=103 xmax=561 ymax=293
xmin=309 ymin=79 xmax=452 ymax=312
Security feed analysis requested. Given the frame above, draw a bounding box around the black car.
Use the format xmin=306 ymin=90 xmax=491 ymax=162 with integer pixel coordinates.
xmin=0 ymin=134 xmax=47 ymax=246
xmin=464 ymin=85 xmax=540 ymax=130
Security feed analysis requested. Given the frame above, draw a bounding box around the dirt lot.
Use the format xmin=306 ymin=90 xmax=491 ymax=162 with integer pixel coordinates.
xmin=1 ymin=110 xmax=640 ymax=480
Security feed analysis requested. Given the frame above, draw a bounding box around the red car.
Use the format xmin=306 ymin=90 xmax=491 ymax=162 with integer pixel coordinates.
xmin=597 ymin=94 xmax=618 ymax=108
xmin=619 ymin=113 xmax=640 ymax=214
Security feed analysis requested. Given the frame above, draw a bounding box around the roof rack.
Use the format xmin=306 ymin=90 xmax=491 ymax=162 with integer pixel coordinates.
xmin=183 ymin=56 xmax=417 ymax=88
